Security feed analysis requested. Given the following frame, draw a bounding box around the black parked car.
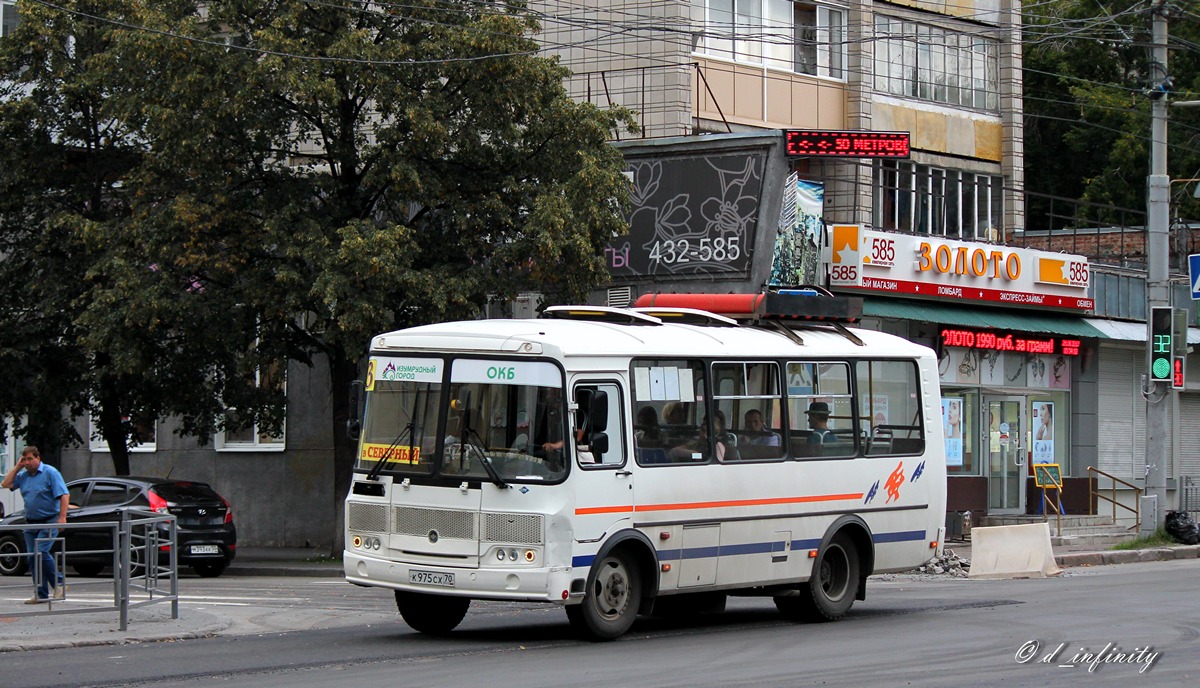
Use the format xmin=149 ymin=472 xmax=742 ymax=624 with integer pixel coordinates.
xmin=0 ymin=476 xmax=237 ymax=578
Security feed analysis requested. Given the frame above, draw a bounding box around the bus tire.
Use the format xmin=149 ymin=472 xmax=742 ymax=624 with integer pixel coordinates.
xmin=395 ymin=591 xmax=470 ymax=635
xmin=568 ymin=548 xmax=641 ymax=640
xmin=775 ymin=532 xmax=859 ymax=622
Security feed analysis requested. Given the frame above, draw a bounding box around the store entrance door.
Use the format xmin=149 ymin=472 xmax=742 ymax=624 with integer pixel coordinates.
xmin=984 ymin=396 xmax=1027 ymax=514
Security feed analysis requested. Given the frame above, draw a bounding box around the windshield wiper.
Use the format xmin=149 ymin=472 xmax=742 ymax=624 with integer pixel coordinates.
xmin=366 ymin=421 xmax=414 ymax=482
xmin=461 ymin=421 xmax=507 ymax=489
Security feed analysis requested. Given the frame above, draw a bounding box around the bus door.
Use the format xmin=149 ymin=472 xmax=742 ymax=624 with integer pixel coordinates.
xmin=569 ymin=380 xmax=634 ymax=543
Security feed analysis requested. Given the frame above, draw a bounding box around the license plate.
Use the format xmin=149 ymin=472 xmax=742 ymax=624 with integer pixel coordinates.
xmin=409 ymin=570 xmax=455 ymax=587
xmin=190 ymin=545 xmax=220 ymax=555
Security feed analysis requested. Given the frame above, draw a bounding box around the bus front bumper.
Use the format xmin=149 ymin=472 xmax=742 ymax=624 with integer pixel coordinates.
xmin=343 ymin=551 xmax=578 ymax=603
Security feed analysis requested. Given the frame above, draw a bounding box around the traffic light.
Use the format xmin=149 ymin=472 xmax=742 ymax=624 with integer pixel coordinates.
xmin=1173 ymin=308 xmax=1188 ymax=390
xmin=1149 ymin=306 xmax=1174 ymax=383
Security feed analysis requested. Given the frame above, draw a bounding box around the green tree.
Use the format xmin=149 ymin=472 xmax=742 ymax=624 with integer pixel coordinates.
xmin=0 ymin=0 xmax=267 ymax=471
xmin=5 ymin=1 xmax=631 ymax=547
xmin=1024 ymin=0 xmax=1200 ymax=226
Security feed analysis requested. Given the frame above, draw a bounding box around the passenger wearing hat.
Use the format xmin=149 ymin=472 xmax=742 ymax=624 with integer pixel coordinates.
xmin=806 ymin=401 xmax=836 ymax=445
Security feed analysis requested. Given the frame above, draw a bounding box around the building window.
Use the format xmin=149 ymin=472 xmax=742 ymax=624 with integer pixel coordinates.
xmin=88 ymin=413 xmax=157 ymax=453
xmin=1 ymin=2 xmax=20 ymax=38
xmin=874 ymin=160 xmax=1003 ymax=240
xmin=216 ymin=361 xmax=286 ymax=452
xmin=874 ymin=16 xmax=998 ymax=110
xmin=695 ymin=0 xmax=847 ymax=80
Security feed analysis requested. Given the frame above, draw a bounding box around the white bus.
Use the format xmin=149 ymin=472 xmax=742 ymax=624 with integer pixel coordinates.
xmin=343 ymin=291 xmax=946 ymax=640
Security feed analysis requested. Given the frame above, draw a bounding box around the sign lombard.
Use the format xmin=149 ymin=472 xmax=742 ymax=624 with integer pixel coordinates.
xmin=826 ymin=225 xmax=1094 ymax=312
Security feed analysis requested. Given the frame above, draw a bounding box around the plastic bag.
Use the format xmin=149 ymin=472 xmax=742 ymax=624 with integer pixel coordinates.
xmin=1164 ymin=511 xmax=1200 ymax=545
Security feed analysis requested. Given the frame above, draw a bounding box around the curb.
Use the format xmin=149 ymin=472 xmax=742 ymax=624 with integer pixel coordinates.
xmin=1055 ymin=543 xmax=1200 ymax=568
xmin=224 ymin=564 xmax=343 ymax=578
xmin=0 ymin=621 xmax=229 ymax=653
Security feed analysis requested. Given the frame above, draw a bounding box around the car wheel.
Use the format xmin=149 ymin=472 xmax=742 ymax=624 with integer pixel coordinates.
xmin=0 ymin=535 xmax=27 ymax=576
xmin=568 ymin=548 xmax=641 ymax=641
xmin=775 ymin=532 xmax=860 ymax=622
xmin=191 ymin=562 xmax=227 ymax=578
xmin=394 ymin=591 xmax=470 ymax=635
xmin=72 ymin=562 xmax=104 ymax=577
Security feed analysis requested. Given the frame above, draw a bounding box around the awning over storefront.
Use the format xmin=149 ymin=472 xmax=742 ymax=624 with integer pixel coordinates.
xmin=861 ymin=299 xmax=1107 ymax=338
xmin=1084 ymin=317 xmax=1200 ymax=345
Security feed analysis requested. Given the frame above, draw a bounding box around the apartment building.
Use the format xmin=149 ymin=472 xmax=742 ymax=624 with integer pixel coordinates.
xmin=536 ymin=2 xmax=1199 ymax=523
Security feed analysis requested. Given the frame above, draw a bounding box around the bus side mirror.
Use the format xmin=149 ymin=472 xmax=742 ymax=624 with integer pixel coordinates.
xmin=588 ymin=390 xmax=608 ymax=432
xmin=589 ymin=432 xmax=610 ymax=455
xmin=347 ymin=381 xmax=364 ymax=441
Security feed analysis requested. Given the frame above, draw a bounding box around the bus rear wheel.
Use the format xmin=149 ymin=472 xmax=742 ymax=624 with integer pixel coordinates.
xmin=775 ymin=532 xmax=859 ymax=622
xmin=567 ymin=549 xmax=640 ymax=640
xmin=395 ymin=591 xmax=470 ymax=635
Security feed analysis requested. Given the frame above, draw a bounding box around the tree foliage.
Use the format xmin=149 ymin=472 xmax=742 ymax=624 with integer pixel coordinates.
xmin=0 ymin=0 xmax=266 ymax=471
xmin=0 ymin=1 xmax=632 ymax=544
xmin=1023 ymin=0 xmax=1200 ymax=226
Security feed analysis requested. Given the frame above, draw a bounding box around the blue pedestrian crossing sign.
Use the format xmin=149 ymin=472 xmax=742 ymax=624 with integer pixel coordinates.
xmin=1192 ymin=254 xmax=1200 ymax=300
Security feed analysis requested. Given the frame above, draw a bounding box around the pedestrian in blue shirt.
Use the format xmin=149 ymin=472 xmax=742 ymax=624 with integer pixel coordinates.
xmin=2 ymin=446 xmax=69 ymax=603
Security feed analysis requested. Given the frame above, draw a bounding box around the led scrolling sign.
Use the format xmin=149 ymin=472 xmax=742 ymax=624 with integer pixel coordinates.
xmin=785 ymin=130 xmax=911 ymax=159
xmin=940 ymin=327 xmax=1082 ymax=357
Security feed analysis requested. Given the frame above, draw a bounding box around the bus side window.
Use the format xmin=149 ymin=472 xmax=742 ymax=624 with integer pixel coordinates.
xmin=575 ymin=382 xmax=625 ymax=467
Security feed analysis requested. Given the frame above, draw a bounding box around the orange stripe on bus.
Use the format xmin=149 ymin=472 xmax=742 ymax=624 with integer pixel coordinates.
xmin=574 ymin=493 xmax=862 ymax=516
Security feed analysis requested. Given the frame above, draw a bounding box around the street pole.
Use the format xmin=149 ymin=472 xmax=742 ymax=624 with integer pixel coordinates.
xmin=1143 ymin=0 xmax=1170 ymax=535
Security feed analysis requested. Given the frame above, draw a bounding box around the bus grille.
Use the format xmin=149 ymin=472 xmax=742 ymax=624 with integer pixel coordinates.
xmin=483 ymin=513 xmax=544 ymax=544
xmin=393 ymin=507 xmax=478 ymax=540
xmin=348 ymin=502 xmax=389 ymax=533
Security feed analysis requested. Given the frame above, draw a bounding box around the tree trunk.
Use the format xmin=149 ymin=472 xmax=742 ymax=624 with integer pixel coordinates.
xmin=97 ymin=396 xmax=131 ymax=476
xmin=328 ymin=355 xmax=359 ymax=557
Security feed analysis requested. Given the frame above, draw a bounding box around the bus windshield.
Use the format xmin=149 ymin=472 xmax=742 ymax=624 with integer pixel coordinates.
xmin=356 ymin=356 xmax=568 ymax=482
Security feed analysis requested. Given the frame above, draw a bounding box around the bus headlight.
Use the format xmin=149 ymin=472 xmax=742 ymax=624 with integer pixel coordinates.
xmin=489 ymin=546 xmax=539 ymax=564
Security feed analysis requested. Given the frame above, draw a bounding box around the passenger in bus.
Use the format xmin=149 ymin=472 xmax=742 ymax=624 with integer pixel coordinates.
xmin=635 ymin=406 xmax=663 ymax=446
xmin=661 ymin=401 xmax=687 ymax=425
xmin=740 ymin=409 xmax=781 ymax=446
xmin=708 ymin=410 xmax=739 ymax=461
xmin=806 ymin=402 xmax=837 ymax=445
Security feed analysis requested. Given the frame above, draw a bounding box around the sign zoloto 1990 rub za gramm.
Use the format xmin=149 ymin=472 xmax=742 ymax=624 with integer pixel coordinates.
xmin=825 ymin=225 xmax=1093 ymax=312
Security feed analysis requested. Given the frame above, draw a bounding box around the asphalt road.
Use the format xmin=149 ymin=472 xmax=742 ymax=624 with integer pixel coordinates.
xmin=6 ymin=559 xmax=1199 ymax=688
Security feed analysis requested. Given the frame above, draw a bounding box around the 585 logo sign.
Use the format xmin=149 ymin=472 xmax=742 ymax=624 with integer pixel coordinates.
xmin=828 ymin=225 xmax=863 ymax=287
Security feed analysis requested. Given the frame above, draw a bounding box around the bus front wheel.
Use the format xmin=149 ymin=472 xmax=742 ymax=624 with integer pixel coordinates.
xmin=775 ymin=532 xmax=860 ymax=622
xmin=567 ymin=549 xmax=641 ymax=640
xmin=395 ymin=591 xmax=470 ymax=635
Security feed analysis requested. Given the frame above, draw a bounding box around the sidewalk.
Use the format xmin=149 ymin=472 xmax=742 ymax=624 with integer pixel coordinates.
xmin=1 ymin=542 xmax=1197 ymax=653
xmin=0 ymin=547 xmax=343 ymax=653
xmin=943 ymin=538 xmax=1200 ymax=568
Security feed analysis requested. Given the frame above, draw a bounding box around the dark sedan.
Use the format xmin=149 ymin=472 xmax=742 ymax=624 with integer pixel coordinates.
xmin=0 ymin=476 xmax=237 ymax=578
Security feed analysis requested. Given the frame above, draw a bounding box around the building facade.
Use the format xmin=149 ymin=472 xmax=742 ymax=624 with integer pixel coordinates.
xmin=535 ymin=1 xmax=1198 ymax=525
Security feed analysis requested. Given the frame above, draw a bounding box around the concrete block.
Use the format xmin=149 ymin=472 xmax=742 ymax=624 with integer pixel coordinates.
xmin=968 ymin=523 xmax=1062 ymax=579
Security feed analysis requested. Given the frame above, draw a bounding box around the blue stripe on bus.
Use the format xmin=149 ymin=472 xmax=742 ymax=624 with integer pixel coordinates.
xmin=872 ymin=530 xmax=926 ymax=544
xmin=571 ymin=530 xmax=927 ymax=568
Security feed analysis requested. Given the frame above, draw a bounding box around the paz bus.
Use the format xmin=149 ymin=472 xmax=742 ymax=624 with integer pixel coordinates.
xmin=343 ymin=290 xmax=946 ymax=640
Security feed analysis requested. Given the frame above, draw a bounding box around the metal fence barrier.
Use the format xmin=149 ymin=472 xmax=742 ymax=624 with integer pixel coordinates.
xmin=0 ymin=508 xmax=178 ymax=630
xmin=1182 ymin=476 xmax=1200 ymax=520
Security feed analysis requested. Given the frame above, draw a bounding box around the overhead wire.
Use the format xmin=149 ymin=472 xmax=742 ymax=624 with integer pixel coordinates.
xmin=16 ymin=0 xmax=1200 ymax=162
